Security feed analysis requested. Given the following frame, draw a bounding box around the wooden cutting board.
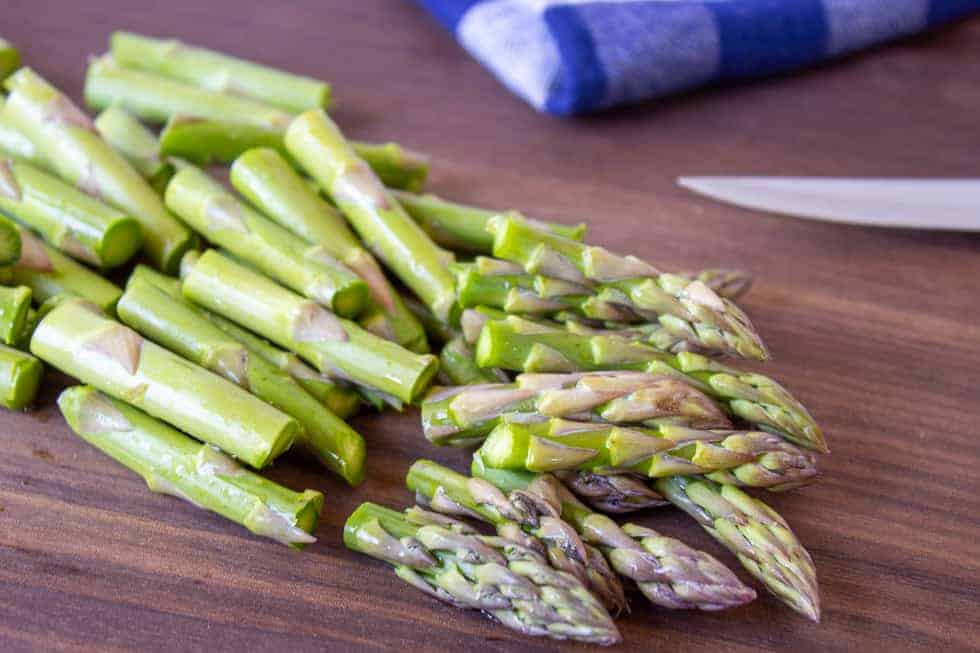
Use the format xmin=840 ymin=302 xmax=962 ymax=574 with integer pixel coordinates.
xmin=2 ymin=2 xmax=978 ymax=651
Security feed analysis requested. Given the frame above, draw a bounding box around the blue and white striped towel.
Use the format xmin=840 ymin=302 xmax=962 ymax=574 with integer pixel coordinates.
xmin=417 ymin=0 xmax=980 ymax=115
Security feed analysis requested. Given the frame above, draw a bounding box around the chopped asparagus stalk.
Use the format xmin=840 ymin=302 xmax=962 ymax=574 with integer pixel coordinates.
xmin=0 ymin=158 xmax=142 ymax=267
xmin=0 ymin=342 xmax=42 ymax=409
xmin=118 ymin=276 xmax=366 ymax=485
xmin=165 ymin=165 xmax=369 ymax=318
xmin=285 ymin=110 xmax=458 ymax=323
xmin=0 ymin=284 xmax=31 ymax=345
xmin=3 ymin=68 xmax=194 ymax=272
xmin=128 ymin=264 xmax=361 ymax=419
xmin=94 ymin=104 xmax=174 ymax=193
xmin=11 ymin=226 xmax=122 ymax=314
xmin=31 ymin=297 xmax=298 ymax=468
xmin=59 ymin=386 xmax=322 ymax=548
xmin=393 ymin=191 xmax=585 ymax=254
xmin=181 ymin=249 xmax=438 ymax=404
xmin=110 ymin=31 xmax=331 ymax=113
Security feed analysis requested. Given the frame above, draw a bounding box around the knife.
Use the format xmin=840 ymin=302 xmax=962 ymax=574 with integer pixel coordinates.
xmin=677 ymin=177 xmax=980 ymax=232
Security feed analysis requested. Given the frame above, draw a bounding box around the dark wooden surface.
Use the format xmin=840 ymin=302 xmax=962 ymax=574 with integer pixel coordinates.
xmin=2 ymin=2 xmax=979 ymax=651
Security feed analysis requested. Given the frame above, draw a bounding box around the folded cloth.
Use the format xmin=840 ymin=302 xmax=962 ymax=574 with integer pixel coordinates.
xmin=417 ymin=0 xmax=980 ymax=115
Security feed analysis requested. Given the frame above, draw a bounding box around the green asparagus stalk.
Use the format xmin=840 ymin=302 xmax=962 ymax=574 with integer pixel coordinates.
xmin=657 ymin=475 xmax=820 ymax=621
xmin=0 ymin=96 xmax=45 ymax=166
xmin=228 ymin=147 xmax=426 ymax=348
xmin=109 ymin=31 xmax=331 ymax=114
xmin=555 ymin=470 xmax=669 ymax=513
xmin=165 ymin=165 xmax=369 ymax=318
xmin=468 ymin=456 xmax=757 ymax=611
xmin=0 ymin=158 xmax=143 ymax=267
xmin=11 ymin=226 xmax=122 ymax=314
xmin=474 ymin=315 xmax=826 ymax=452
xmin=344 ymin=502 xmax=621 ymax=645
xmin=455 ymin=258 xmax=655 ymax=324
xmin=0 ymin=212 xmax=20 ymax=266
xmin=59 ymin=386 xmax=323 ymax=547
xmin=489 ymin=214 xmax=768 ymax=360
xmin=0 ymin=39 xmax=19 ymax=81
xmin=118 ymin=276 xmax=366 ymax=485
xmin=439 ymin=336 xmax=509 ymax=386
xmin=285 ymin=110 xmax=458 ymax=323
xmin=3 ymin=68 xmax=194 ymax=272
xmin=31 ymin=297 xmax=298 ymax=468
xmin=478 ymin=419 xmax=818 ymax=484
xmin=407 ymin=460 xmax=628 ymax=614
xmin=688 ymin=268 xmax=753 ymax=301
xmin=181 ymin=249 xmax=438 ymax=403
xmin=393 ymin=191 xmax=585 ymax=255
xmin=127 ymin=264 xmax=362 ymax=419
xmin=421 ymin=370 xmax=731 ymax=446
xmin=0 ymin=342 xmax=42 ymax=409
xmin=85 ymin=55 xmax=294 ymax=130
xmin=94 ymin=104 xmax=174 ymax=193
xmin=0 ymin=284 xmax=31 ymax=345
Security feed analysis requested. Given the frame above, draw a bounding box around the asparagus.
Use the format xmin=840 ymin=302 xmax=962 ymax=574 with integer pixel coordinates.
xmin=31 ymin=297 xmax=298 ymax=468
xmin=0 ymin=342 xmax=42 ymax=409
xmin=11 ymin=226 xmax=123 ymax=314
xmin=118 ymin=276 xmax=366 ymax=485
xmin=59 ymin=386 xmax=323 ymax=547
xmin=85 ymin=55 xmax=294 ymax=130
xmin=0 ymin=212 xmax=20 ymax=265
xmin=407 ymin=460 xmax=628 ymax=614
xmin=455 ymin=258 xmax=633 ymax=323
xmin=469 ymin=456 xmax=757 ymax=611
xmin=489 ymin=214 xmax=768 ymax=360
xmin=0 ymin=158 xmax=142 ymax=267
xmin=181 ymin=250 xmax=438 ymax=403
xmin=0 ymin=284 xmax=31 ymax=345
xmin=94 ymin=104 xmax=174 ymax=193
xmin=439 ymin=336 xmax=509 ymax=386
xmin=657 ymin=475 xmax=820 ymax=621
xmin=285 ymin=110 xmax=458 ymax=323
xmin=228 ymin=147 xmax=426 ymax=348
xmin=421 ymin=370 xmax=731 ymax=446
xmin=556 ymin=470 xmax=669 ymax=513
xmin=478 ymin=419 xmax=818 ymax=486
xmin=456 ymin=259 xmax=743 ymax=355
xmin=0 ymin=39 xmax=19 ymax=81
xmin=128 ymin=264 xmax=362 ymax=419
xmin=157 ymin=115 xmax=428 ymax=192
xmin=109 ymin=31 xmax=331 ymax=114
xmin=3 ymin=68 xmax=194 ymax=272
xmin=0 ymin=96 xmax=45 ymax=166
xmin=394 ymin=191 xmax=585 ymax=255
xmin=475 ymin=316 xmax=827 ymax=453
xmin=165 ymin=165 xmax=369 ymax=318
xmin=689 ymin=268 xmax=753 ymax=301
xmin=344 ymin=503 xmax=620 ymax=645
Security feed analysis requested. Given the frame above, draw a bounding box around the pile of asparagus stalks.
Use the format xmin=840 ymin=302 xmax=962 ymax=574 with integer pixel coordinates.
xmin=0 ymin=32 xmax=826 ymax=645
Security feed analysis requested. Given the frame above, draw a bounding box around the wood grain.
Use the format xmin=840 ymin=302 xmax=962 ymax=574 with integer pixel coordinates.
xmin=2 ymin=2 xmax=979 ymax=651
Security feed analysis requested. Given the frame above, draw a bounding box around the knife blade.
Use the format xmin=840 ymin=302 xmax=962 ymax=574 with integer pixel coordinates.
xmin=677 ymin=177 xmax=980 ymax=232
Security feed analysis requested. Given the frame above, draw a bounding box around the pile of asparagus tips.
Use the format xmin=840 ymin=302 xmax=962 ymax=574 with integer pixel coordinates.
xmin=0 ymin=31 xmax=826 ymax=645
